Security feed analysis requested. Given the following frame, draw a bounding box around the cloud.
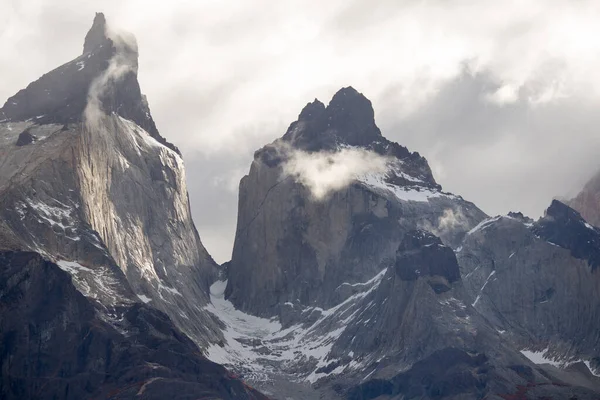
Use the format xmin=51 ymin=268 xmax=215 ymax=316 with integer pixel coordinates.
xmin=281 ymin=146 xmax=390 ymax=200
xmin=84 ymin=23 xmax=137 ymax=131
xmin=4 ymin=1 xmax=600 ymax=262
xmin=485 ymin=84 xmax=519 ymax=105
xmin=420 ymin=208 xmax=471 ymax=238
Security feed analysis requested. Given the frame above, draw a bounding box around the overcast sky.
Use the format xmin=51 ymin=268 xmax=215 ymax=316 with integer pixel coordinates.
xmin=3 ymin=0 xmax=600 ymax=262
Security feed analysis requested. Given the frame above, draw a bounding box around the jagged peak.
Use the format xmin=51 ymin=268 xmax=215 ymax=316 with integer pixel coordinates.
xmin=545 ymin=199 xmax=584 ymax=221
xmin=83 ymin=13 xmax=110 ymax=54
xmin=534 ymin=199 xmax=600 ymax=270
xmin=276 ymin=87 xmax=439 ymax=188
xmin=298 ymin=99 xmax=325 ymax=120
xmin=282 ymin=86 xmax=381 ymax=150
xmin=0 ymin=12 xmax=180 ymax=155
xmin=328 ymin=86 xmax=373 ymax=116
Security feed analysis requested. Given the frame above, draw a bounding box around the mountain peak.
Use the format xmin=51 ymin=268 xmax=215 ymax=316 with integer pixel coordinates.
xmin=83 ymin=12 xmax=109 ymax=54
xmin=545 ymin=199 xmax=584 ymax=221
xmin=0 ymin=12 xmax=179 ymax=154
xmin=298 ymin=99 xmax=325 ymax=121
xmin=533 ymin=199 xmax=600 ymax=270
xmin=282 ymin=87 xmax=381 ymax=151
xmin=326 ymin=86 xmax=381 ymax=145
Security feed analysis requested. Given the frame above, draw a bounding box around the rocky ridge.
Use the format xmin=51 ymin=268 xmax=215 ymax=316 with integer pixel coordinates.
xmin=212 ymin=89 xmax=600 ymax=398
xmin=0 ymin=13 xmax=262 ymax=400
xmin=458 ymin=201 xmax=600 ymax=373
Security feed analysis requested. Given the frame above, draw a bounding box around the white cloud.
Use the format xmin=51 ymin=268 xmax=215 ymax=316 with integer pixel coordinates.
xmin=485 ymin=84 xmax=519 ymax=105
xmin=419 ymin=208 xmax=471 ymax=238
xmin=4 ymin=0 xmax=600 ymax=152
xmin=84 ymin=18 xmax=138 ymax=131
xmin=281 ymin=147 xmax=390 ymax=200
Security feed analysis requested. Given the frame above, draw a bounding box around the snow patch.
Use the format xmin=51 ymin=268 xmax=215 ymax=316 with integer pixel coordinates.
xmin=57 ymin=260 xmax=128 ymax=306
xmin=138 ymin=294 xmax=152 ymax=303
xmin=584 ymin=361 xmax=600 ymax=377
xmin=359 ymin=171 xmax=447 ymax=202
xmin=521 ymin=348 xmax=563 ymax=367
xmin=205 ymin=269 xmax=388 ymax=384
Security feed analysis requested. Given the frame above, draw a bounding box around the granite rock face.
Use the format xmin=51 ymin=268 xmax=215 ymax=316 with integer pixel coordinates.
xmin=214 ymin=90 xmax=600 ymax=399
xmin=211 ymin=228 xmax=600 ymax=399
xmin=226 ymin=88 xmax=487 ymax=318
xmin=568 ymin=169 xmax=600 ymax=227
xmin=458 ymin=201 xmax=600 ymax=372
xmin=0 ymin=13 xmax=261 ymax=399
xmin=0 ymin=12 xmax=221 ymax=348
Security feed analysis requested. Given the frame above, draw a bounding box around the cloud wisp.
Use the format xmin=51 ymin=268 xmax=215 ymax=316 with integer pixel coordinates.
xmin=281 ymin=146 xmax=390 ymax=200
xmin=84 ymin=23 xmax=138 ymax=131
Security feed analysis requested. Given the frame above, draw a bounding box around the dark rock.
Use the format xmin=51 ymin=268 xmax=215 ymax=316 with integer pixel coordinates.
xmin=533 ymin=200 xmax=600 ymax=270
xmin=15 ymin=129 xmax=36 ymax=146
xmin=83 ymin=12 xmax=110 ymax=54
xmin=394 ymin=230 xmax=461 ymax=289
xmin=508 ymin=211 xmax=533 ymax=224
xmin=0 ymin=13 xmax=179 ymax=155
xmin=0 ymin=251 xmax=266 ymax=400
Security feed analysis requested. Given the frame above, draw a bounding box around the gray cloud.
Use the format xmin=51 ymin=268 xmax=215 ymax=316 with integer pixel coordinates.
xmin=3 ymin=1 xmax=600 ymax=262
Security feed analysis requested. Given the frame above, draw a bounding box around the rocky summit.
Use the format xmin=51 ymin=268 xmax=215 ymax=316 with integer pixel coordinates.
xmin=0 ymin=13 xmax=262 ymax=400
xmin=1 ymin=12 xmax=600 ymax=400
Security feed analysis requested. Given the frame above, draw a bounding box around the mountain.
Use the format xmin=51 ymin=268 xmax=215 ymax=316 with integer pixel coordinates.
xmin=458 ymin=201 xmax=600 ymax=373
xmin=0 ymin=13 xmax=264 ymax=399
xmin=568 ymin=169 xmax=600 ymax=227
xmin=209 ymin=89 xmax=600 ymax=399
xmin=225 ymin=87 xmax=487 ymax=319
xmin=4 ymin=11 xmax=600 ymax=400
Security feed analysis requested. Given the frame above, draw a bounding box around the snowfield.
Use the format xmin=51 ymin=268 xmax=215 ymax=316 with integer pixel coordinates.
xmin=204 ymin=270 xmax=388 ymax=384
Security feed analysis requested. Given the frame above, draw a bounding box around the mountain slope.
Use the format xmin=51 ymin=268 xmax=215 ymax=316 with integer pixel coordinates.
xmin=0 ymin=251 xmax=265 ymax=400
xmin=457 ymin=201 xmax=600 ymax=374
xmin=0 ymin=12 xmax=265 ymax=400
xmin=0 ymin=12 xmax=220 ymax=348
xmin=210 ymin=89 xmax=600 ymax=399
xmin=568 ymin=169 xmax=600 ymax=227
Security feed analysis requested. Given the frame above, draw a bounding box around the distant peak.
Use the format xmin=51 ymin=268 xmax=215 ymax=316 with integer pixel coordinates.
xmin=326 ymin=86 xmax=380 ymax=143
xmin=83 ymin=12 xmax=109 ymax=54
xmin=298 ymin=99 xmax=325 ymax=120
xmin=331 ymin=86 xmax=360 ymax=99
xmin=328 ymin=86 xmax=371 ymax=112
xmin=545 ymin=199 xmax=582 ymax=221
